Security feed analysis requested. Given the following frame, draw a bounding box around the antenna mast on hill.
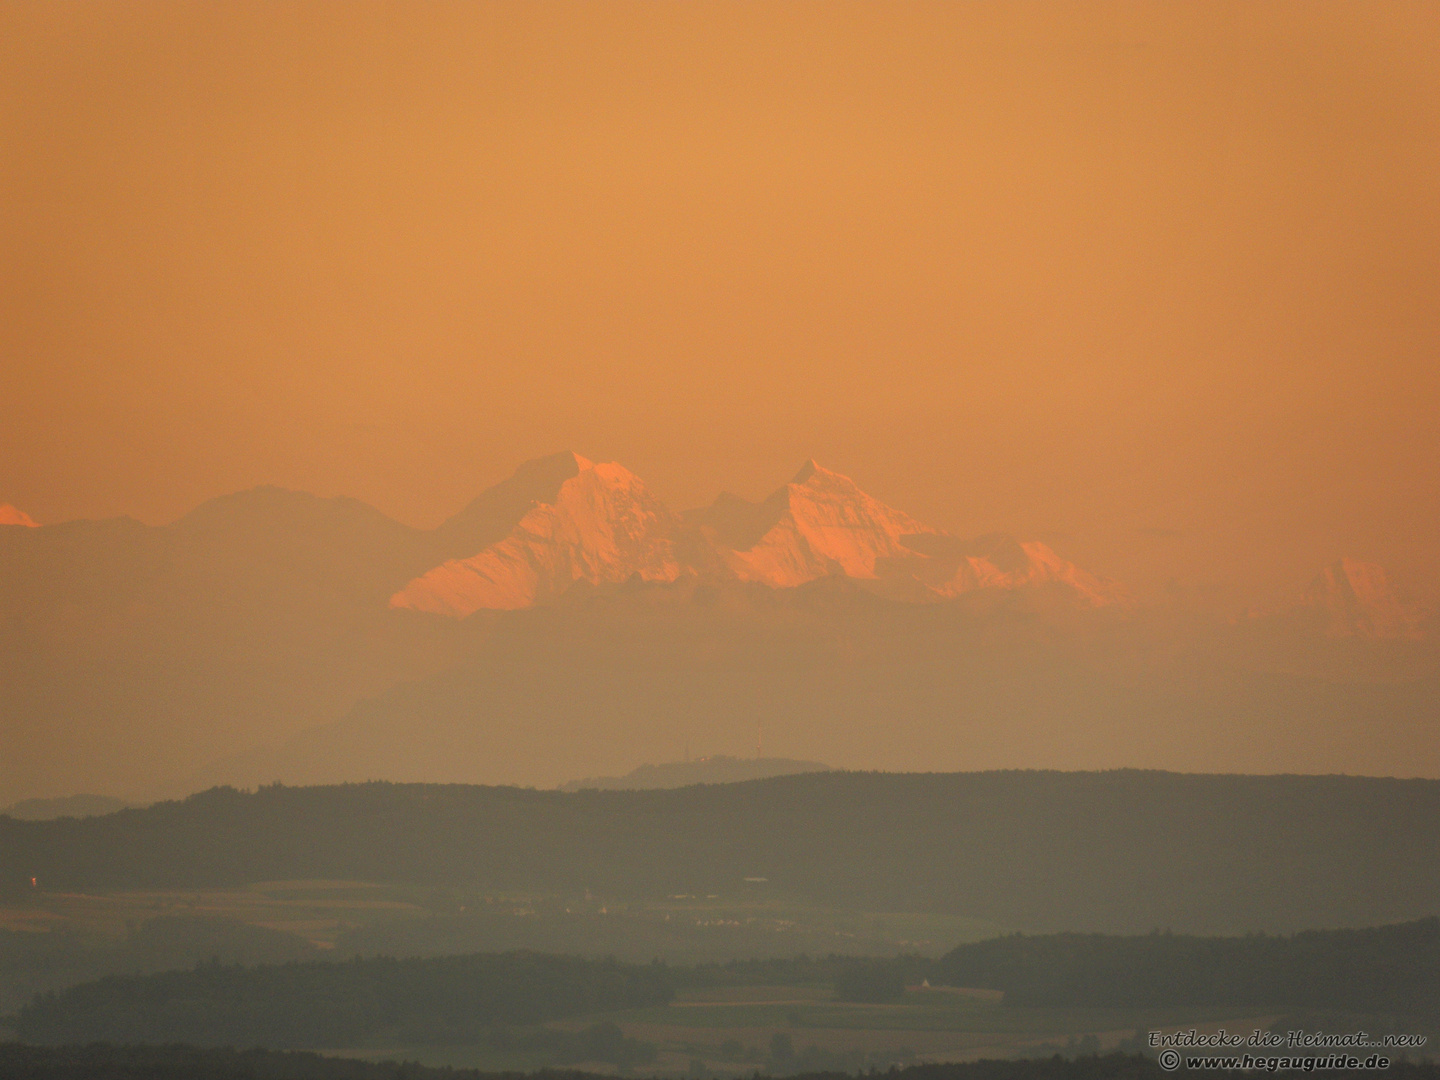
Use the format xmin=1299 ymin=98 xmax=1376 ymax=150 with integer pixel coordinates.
xmin=756 ymin=723 xmax=762 ymax=760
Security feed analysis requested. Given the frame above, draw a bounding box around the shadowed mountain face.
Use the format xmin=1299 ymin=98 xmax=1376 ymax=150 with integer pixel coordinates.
xmin=428 ymin=450 xmax=586 ymax=563
xmin=1 ymin=452 xmax=1435 ymax=803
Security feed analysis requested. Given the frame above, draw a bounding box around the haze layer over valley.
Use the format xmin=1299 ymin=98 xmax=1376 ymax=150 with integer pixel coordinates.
xmin=1 ymin=452 xmax=1434 ymax=803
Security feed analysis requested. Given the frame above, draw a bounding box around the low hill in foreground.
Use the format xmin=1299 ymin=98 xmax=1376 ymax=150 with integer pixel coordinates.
xmin=5 ymin=771 xmax=1440 ymax=934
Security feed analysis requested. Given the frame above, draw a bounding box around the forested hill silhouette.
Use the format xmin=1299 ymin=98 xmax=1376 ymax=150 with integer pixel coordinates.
xmin=5 ymin=771 xmax=1439 ymax=934
xmin=931 ymin=917 xmax=1440 ymax=1011
xmin=15 ymin=952 xmax=673 ymax=1050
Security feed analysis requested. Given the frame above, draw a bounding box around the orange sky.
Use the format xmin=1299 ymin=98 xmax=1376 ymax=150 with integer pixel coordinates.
xmin=2 ymin=1 xmax=1437 ymax=605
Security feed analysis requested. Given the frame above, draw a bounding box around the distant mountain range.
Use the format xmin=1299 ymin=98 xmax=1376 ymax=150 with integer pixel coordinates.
xmin=391 ymin=454 xmax=1124 ymax=615
xmin=559 ymin=755 xmax=831 ymax=792
xmin=1 ymin=452 xmax=1434 ymax=803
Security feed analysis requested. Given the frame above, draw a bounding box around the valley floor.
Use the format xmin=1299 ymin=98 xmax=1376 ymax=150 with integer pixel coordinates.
xmin=331 ymin=984 xmax=1276 ymax=1075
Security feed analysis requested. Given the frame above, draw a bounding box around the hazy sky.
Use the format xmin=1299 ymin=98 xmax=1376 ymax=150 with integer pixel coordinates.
xmin=3 ymin=1 xmax=1437 ymax=603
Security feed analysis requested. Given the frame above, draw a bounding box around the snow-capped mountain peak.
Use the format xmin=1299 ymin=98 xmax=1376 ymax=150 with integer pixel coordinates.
xmin=0 ymin=504 xmax=39 ymax=527
xmin=395 ymin=455 xmax=1125 ymax=614
xmin=716 ymin=461 xmax=934 ymax=588
xmin=390 ymin=457 xmax=681 ymax=616
xmin=691 ymin=461 xmax=1124 ymax=605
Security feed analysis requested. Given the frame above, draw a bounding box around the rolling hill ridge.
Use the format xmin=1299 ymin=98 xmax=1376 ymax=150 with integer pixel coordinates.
xmin=6 ymin=771 xmax=1440 ymax=934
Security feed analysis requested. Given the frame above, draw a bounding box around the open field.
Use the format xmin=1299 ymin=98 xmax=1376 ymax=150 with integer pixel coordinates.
xmin=341 ymin=987 xmax=1277 ymax=1075
xmin=8 ymin=883 xmax=1429 ymax=1077
xmin=1 ymin=886 xmax=1279 ymax=1075
xmin=0 ymin=881 xmax=1002 ymax=959
xmin=0 ymin=881 xmax=1002 ymax=1017
xmin=0 ymin=881 xmax=430 ymax=948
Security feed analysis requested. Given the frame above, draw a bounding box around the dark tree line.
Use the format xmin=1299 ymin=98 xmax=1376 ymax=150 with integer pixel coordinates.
xmin=931 ymin=917 xmax=1440 ymax=1012
xmin=0 ymin=916 xmax=319 ymax=1012
xmin=834 ymin=918 xmax=1440 ymax=1012
xmin=15 ymin=952 xmax=672 ymax=1050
